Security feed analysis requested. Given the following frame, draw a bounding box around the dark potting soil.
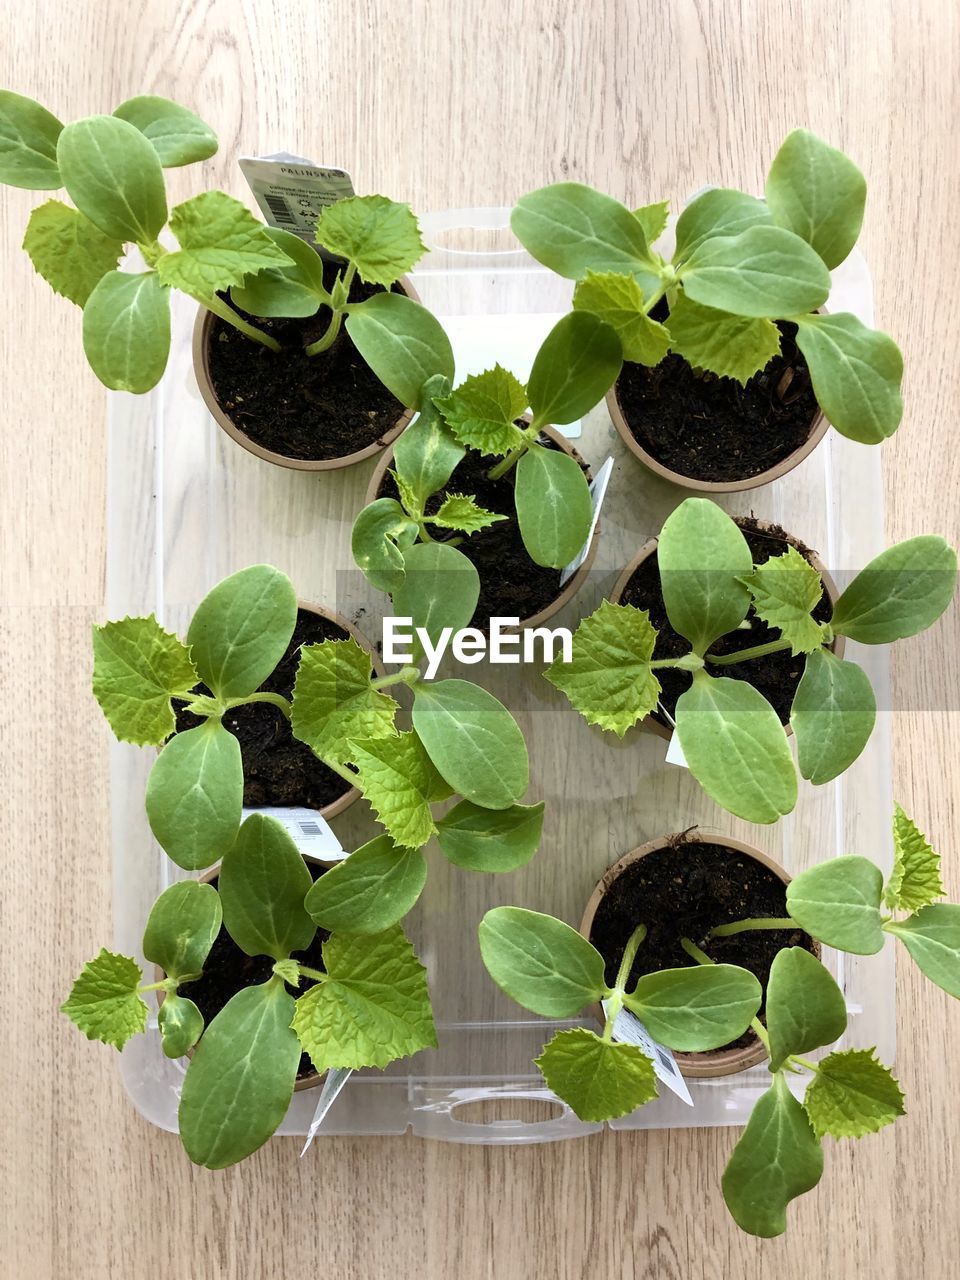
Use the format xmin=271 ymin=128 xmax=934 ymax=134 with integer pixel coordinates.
xmin=174 ymin=608 xmax=354 ymax=810
xmin=178 ymin=862 xmax=328 ymax=1081
xmin=588 ymin=837 xmax=815 ymax=1051
xmin=206 ymin=258 xmax=405 ymax=462
xmin=619 ymin=518 xmax=833 ymax=727
xmin=615 ymin=311 xmax=820 ymax=482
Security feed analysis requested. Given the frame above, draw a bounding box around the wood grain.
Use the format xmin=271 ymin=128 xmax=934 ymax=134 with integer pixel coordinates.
xmin=1 ymin=1 xmax=958 ymax=1276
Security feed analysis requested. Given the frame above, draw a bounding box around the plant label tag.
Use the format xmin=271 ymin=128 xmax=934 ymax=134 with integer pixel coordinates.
xmin=602 ymin=1000 xmax=693 ymax=1106
xmin=559 ymin=456 xmax=614 ymax=586
xmin=665 ymin=731 xmax=688 ymax=769
xmin=240 ymin=806 xmax=346 ymax=861
xmin=239 ymin=153 xmax=354 ymax=245
xmin=300 ymin=1067 xmax=353 ymax=1154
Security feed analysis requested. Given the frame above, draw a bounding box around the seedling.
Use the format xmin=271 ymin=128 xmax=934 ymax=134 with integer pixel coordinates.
xmin=546 ymin=498 xmax=957 ymax=822
xmin=512 ymin=130 xmax=903 ymax=446
xmin=62 ymin=813 xmax=435 ymax=1168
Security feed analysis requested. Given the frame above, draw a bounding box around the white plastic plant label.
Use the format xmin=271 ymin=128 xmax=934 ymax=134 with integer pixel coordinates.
xmin=239 ymin=152 xmax=354 ymax=244
xmin=300 ymin=1067 xmax=353 ymax=1154
xmin=240 ymin=806 xmax=345 ymax=860
xmin=665 ymin=731 xmax=689 ymax=769
xmin=559 ymin=456 xmax=614 ymax=586
xmin=603 ymin=1000 xmax=693 ymax=1106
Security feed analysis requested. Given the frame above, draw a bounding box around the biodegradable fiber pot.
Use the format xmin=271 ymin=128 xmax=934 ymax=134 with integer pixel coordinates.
xmin=610 ymin=516 xmax=844 ymax=742
xmin=193 ymin=275 xmax=420 ymax=472
xmin=579 ymin=832 xmax=817 ymax=1078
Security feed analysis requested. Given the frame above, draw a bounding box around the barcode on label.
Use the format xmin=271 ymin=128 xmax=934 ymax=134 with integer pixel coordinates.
xmin=264 ymin=193 xmax=296 ymax=225
xmin=655 ymin=1047 xmax=676 ymax=1074
xmin=298 ymin=821 xmax=322 ymax=836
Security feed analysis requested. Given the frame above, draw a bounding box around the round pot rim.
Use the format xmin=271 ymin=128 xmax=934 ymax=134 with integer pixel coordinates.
xmin=578 ymin=830 xmax=806 ymax=1079
xmin=193 ymin=274 xmax=420 ymax=472
xmin=609 ymin=515 xmax=845 ymax=742
xmin=364 ymin=420 xmax=600 ymax=631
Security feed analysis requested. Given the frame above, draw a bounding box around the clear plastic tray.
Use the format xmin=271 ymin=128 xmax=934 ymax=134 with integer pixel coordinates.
xmin=106 ymin=207 xmax=894 ymax=1144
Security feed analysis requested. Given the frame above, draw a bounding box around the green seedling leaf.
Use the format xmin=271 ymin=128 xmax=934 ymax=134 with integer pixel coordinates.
xmin=23 ymin=199 xmax=123 ymax=306
xmin=347 ymin=292 xmax=455 ymax=410
xmin=572 ymin=271 xmax=671 ymax=365
xmin=314 ymin=194 xmax=425 ymax=285
xmin=430 ymin=493 xmax=506 ymax=534
xmin=885 ymin=805 xmax=944 ymax=912
xmin=435 ymin=365 xmax=528 ymax=456
xmin=57 ymin=114 xmax=167 ymax=241
xmin=304 ymin=833 xmax=427 ymax=933
xmin=392 ymin=374 xmax=463 ymax=509
xmin=765 ymin=947 xmax=847 ymax=1072
xmin=0 ymin=90 xmax=63 ymax=188
xmin=157 ymin=993 xmax=205 ymax=1058
xmin=231 ymin=226 xmax=327 ymax=318
xmin=633 ymin=200 xmax=670 ymax=244
xmin=721 ymin=1074 xmax=824 ymax=1238
xmin=511 ymin=182 xmax=658 ymax=283
xmin=668 ymin=292 xmax=781 ymax=384
xmin=886 ymin=904 xmax=960 ymax=998
xmin=61 ymin=949 xmax=147 ymax=1049
xmin=795 ymin=312 xmax=903 ymax=444
xmin=676 ymin=673 xmax=797 ymax=824
xmin=142 ymin=880 xmax=222 ymax=980
xmin=786 ymin=856 xmax=885 ymax=954
xmin=218 ymin=814 xmax=314 ymax=960
xmin=527 ymin=310 xmax=622 ymax=426
xmin=352 ymin=497 xmax=420 ymax=592
xmin=536 ymin=1027 xmax=658 ymax=1122
xmin=186 ymin=564 xmax=297 ymax=701
xmin=92 ymin=614 xmax=198 ymax=746
xmin=291 ymin=636 xmax=398 ymax=767
xmin=658 ymin=499 xmax=753 ymax=653
xmin=830 ymin=535 xmax=957 ymax=643
xmin=673 ymin=188 xmax=773 ymax=264
xmin=478 ymin=906 xmax=607 ymax=1017
xmin=680 ymin=224 xmax=831 ymax=318
xmin=145 ymin=720 xmax=243 ymax=870
xmin=765 ymin=130 xmax=866 ymax=270
xmin=544 ymin=600 xmax=660 ymax=736
xmin=515 ymin=443 xmax=593 ymax=568
xmin=803 ymin=1048 xmax=904 ymax=1139
xmin=159 ymin=191 xmax=293 ymax=301
xmin=113 ymin=95 xmax=218 ymax=167
xmin=348 ymin=732 xmax=448 ymax=849
xmin=437 ymin=800 xmax=544 ymax=872
xmin=742 ymin=544 xmax=826 ymax=655
xmin=391 ymin=541 xmax=481 ymax=653
xmin=82 ymin=269 xmax=171 ymax=393
xmin=179 ymin=980 xmax=300 ymax=1169
xmin=292 ymin=925 xmax=436 ymax=1070
xmin=790 ymin=649 xmax=876 ymax=785
xmin=625 ymin=964 xmax=762 ymax=1051
xmin=412 ymin=678 xmax=528 ymax=809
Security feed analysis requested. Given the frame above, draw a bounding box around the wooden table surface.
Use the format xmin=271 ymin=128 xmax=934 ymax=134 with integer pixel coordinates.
xmin=2 ymin=2 xmax=958 ymax=1276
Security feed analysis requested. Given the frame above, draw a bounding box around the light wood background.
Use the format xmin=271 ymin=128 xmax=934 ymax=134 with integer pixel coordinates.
xmin=2 ymin=2 xmax=958 ymax=1276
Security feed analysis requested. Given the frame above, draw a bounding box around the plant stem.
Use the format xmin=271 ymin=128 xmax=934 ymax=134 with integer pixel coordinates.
xmin=324 ymin=756 xmax=360 ymax=787
xmin=789 ymin=1055 xmax=819 ymax=1073
xmin=615 ymin=924 xmax=648 ymax=993
xmin=226 ymin=691 xmax=292 ymax=717
xmin=138 ymin=980 xmax=171 ymax=994
xmin=370 ymin=667 xmax=421 ymax=691
xmin=303 ymin=263 xmax=356 ymax=357
xmin=682 ymin=937 xmax=772 ymax=1051
xmin=706 ymin=637 xmax=795 ymax=667
xmin=298 ymin=965 xmax=327 ymax=983
xmin=707 ymin=917 xmax=795 ymax=939
xmin=203 ymin=293 xmax=282 ymax=352
xmin=488 ymin=444 xmax=526 ymax=482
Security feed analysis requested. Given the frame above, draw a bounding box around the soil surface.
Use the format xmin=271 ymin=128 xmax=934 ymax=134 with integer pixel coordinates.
xmin=588 ymin=837 xmax=815 ymax=1051
xmin=615 ymin=308 xmax=820 ymax=482
xmin=619 ymin=518 xmax=833 ymax=727
xmin=178 ymin=862 xmax=327 ymax=1081
xmin=174 ymin=608 xmax=354 ymax=810
xmin=207 ymin=257 xmax=405 ymax=461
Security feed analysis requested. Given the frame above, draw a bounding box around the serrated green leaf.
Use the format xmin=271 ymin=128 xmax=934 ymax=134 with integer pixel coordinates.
xmin=658 ymin=499 xmax=753 ymax=654
xmin=673 ymin=188 xmax=773 ymax=264
xmin=803 ymin=1048 xmax=904 ymax=1139
xmin=786 ymin=856 xmax=885 ymax=954
xmin=230 ymin=226 xmax=327 ymax=318
xmin=392 ymin=375 xmax=464 ymax=509
xmin=572 ymin=271 xmax=671 ymax=366
xmin=22 ymin=199 xmax=123 ymax=306
xmin=515 ymin=442 xmax=593 ymax=568
xmin=790 ymin=649 xmax=876 ymax=785
xmin=667 ymin=292 xmax=781 ymax=384
xmin=347 ymin=732 xmax=444 ymax=849
xmin=429 ymin=492 xmax=507 ymax=534
xmin=82 ymin=269 xmax=171 ymax=393
xmin=721 ymin=1074 xmax=824 ymax=1238
xmin=352 ymin=497 xmax=420 ymax=592
xmin=157 ymin=994 xmax=205 ymax=1058
xmin=633 ymin=200 xmax=669 ymax=244
xmin=681 ymin=224 xmax=831 ymax=318
xmin=113 ymin=95 xmax=218 ymax=167
xmin=544 ymin=600 xmax=660 ymax=736
xmin=187 ymin=564 xmax=297 ymax=701
xmin=391 ymin=541 xmax=480 ymax=654
xmin=92 ymin=614 xmax=198 ymax=746
xmin=218 ymin=814 xmax=314 ymax=960
xmin=479 ymin=906 xmax=607 ymax=1016
xmin=61 ymin=949 xmax=147 ymax=1050
xmin=304 ymin=834 xmax=427 ymax=933
xmin=676 ymin=673 xmax=797 ymax=824
xmin=536 ymin=1026 xmax=658 ymax=1122
xmin=0 ymin=90 xmax=62 ymax=188
xmin=159 ymin=191 xmax=293 ymax=301
xmin=179 ymin=979 xmax=300 ymax=1168
xmin=142 ymin=880 xmax=222 ymax=980
xmin=57 ymin=115 xmax=167 ymax=241
xmin=885 ymin=805 xmax=944 ymax=912
xmin=765 ymin=948 xmax=847 ymax=1072
xmin=346 ymin=292 xmax=455 ymax=410
xmin=886 ymin=904 xmax=960 ymax=997
xmin=830 ymin=535 xmax=957 ymax=643
xmin=292 ymin=925 xmax=436 ymax=1070
xmin=146 ymin=720 xmax=243 ymax=870
xmin=625 ymin=964 xmax=762 ymax=1051
xmin=314 ymin=194 xmax=425 ymax=286
xmin=436 ymin=365 xmax=529 ymax=456
xmin=291 ymin=636 xmax=398 ymax=767
xmin=741 ymin=544 xmax=826 ymax=655
xmin=795 ymin=312 xmax=903 ymax=444
xmin=527 ymin=310 xmax=622 ymax=426
xmin=437 ymin=800 xmax=544 ymax=872
xmin=765 ymin=130 xmax=866 ymax=270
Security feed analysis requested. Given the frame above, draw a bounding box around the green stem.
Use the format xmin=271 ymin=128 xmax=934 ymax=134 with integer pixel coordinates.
xmin=603 ymin=923 xmax=647 ymax=1042
xmin=789 ymin=1055 xmax=819 ymax=1073
xmin=304 ymin=263 xmax=356 ymax=357
xmin=138 ymin=980 xmax=173 ymax=994
xmin=370 ymin=667 xmax=421 ymax=691
xmin=298 ymin=965 xmax=327 ymax=983
xmin=708 ymin=916 xmax=795 ymax=939
xmin=642 ymin=282 xmax=668 ymax=316
xmin=225 ymin=691 xmax=292 ymax=717
xmin=488 ymin=443 xmax=527 ymax=482
xmin=324 ymin=756 xmax=360 ymax=787
xmin=706 ymin=637 xmax=794 ymax=667
xmin=203 ymin=293 xmax=282 ymax=352
xmin=682 ymin=937 xmax=771 ymax=1051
